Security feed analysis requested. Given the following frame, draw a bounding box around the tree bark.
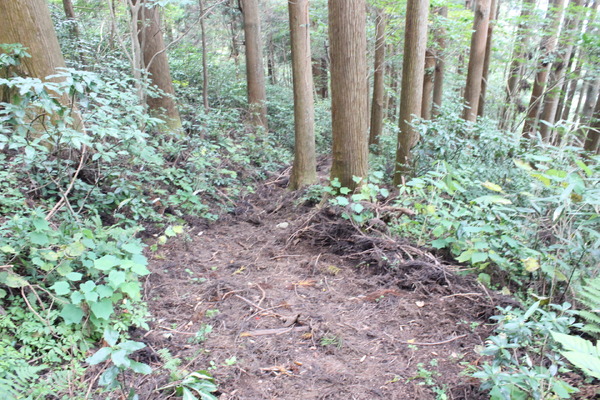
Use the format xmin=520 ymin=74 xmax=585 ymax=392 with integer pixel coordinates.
xmin=432 ymin=6 xmax=447 ymax=118
xmin=462 ymin=0 xmax=491 ymax=122
xmin=288 ymin=0 xmax=317 ymax=189
xmin=583 ymin=91 xmax=600 ymax=153
xmin=539 ymin=0 xmax=583 ymax=141
xmin=521 ymin=0 xmax=567 ymax=138
xmin=267 ymin=32 xmax=277 ymax=85
xmin=138 ymin=2 xmax=183 ymax=134
xmin=62 ymin=0 xmax=80 ymax=39
xmin=329 ymin=0 xmax=368 ymax=190
xmin=500 ymin=0 xmax=534 ymax=130
xmin=0 ymin=0 xmax=81 ymax=129
xmin=421 ymin=49 xmax=436 ymax=120
xmin=394 ymin=0 xmax=429 ymax=184
xmin=387 ymin=50 xmax=399 ymax=122
xmin=241 ymin=0 xmax=268 ymax=130
xmin=199 ymin=0 xmax=210 ymax=112
xmin=477 ymin=0 xmax=497 ymax=117
xmin=369 ymin=9 xmax=387 ymax=150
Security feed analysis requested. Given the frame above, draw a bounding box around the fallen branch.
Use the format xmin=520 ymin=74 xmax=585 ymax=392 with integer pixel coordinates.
xmin=401 ymin=334 xmax=467 ymax=346
xmin=240 ymin=326 xmax=309 ymax=337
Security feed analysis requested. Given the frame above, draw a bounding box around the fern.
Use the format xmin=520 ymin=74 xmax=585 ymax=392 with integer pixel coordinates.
xmin=577 ymin=277 xmax=600 ymax=338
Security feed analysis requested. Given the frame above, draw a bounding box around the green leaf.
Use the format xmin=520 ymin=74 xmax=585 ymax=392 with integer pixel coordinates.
xmin=96 ymin=285 xmax=114 ymax=298
xmin=111 ymin=349 xmax=131 ymax=368
xmin=70 ymin=291 xmax=84 ymax=305
xmin=471 ymin=252 xmax=488 ymax=264
xmin=86 ymin=347 xmax=112 ymax=365
xmin=99 ymin=365 xmax=120 ymax=387
xmin=130 ymin=262 xmax=150 ymax=276
xmin=94 ymin=255 xmax=120 ymax=271
xmin=121 ymin=281 xmax=142 ymax=301
xmin=130 ymin=361 xmax=152 ymax=375
xmin=30 ymin=232 xmax=49 ymax=246
xmin=457 ymin=250 xmax=473 ymax=263
xmin=80 ymin=280 xmax=96 ymax=293
xmin=1 ymin=272 xmax=28 ymax=288
xmin=104 ymin=328 xmax=120 ymax=347
xmin=352 ymin=203 xmax=364 ymax=214
xmin=481 ymin=181 xmax=503 ymax=192
xmin=60 ymin=304 xmax=84 ymax=324
xmin=335 ymin=196 xmax=349 ymax=206
xmin=90 ymin=299 xmax=114 ymax=320
xmin=119 ymin=340 xmax=146 ymax=353
xmin=32 ymin=218 xmax=49 ymax=231
xmin=122 ymin=242 xmax=143 ymax=254
xmin=65 ymin=272 xmax=83 ymax=281
xmin=339 ymin=187 xmax=351 ymax=195
xmin=0 ymin=245 xmax=16 ymax=254
xmin=431 ymin=239 xmax=448 ymax=249
xmin=108 ymin=270 xmax=126 ymax=289
xmin=182 ymin=387 xmax=199 ymax=400
xmin=172 ymin=225 xmax=184 ymax=234
xmin=50 ymin=281 xmax=71 ymax=295
xmin=66 ymin=241 xmax=86 ymax=257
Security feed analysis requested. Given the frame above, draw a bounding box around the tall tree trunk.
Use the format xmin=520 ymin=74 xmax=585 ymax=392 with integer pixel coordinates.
xmin=329 ymin=0 xmax=368 ymax=190
xmin=478 ymin=0 xmax=497 ymax=117
xmin=267 ymin=32 xmax=277 ymax=85
xmin=62 ymin=0 xmax=80 ymax=39
xmin=539 ymin=0 xmax=582 ymax=141
xmin=500 ymin=0 xmax=534 ymax=130
xmin=200 ymin=0 xmax=209 ymax=112
xmin=288 ymin=0 xmax=317 ymax=189
xmin=521 ymin=0 xmax=567 ymax=138
xmin=579 ymin=78 xmax=600 ymax=125
xmin=394 ymin=0 xmax=429 ymax=185
xmin=387 ymin=50 xmax=399 ymax=122
xmin=432 ymin=6 xmax=447 ymax=118
xmin=241 ymin=0 xmax=268 ymax=130
xmin=369 ymin=9 xmax=387 ymax=149
xmin=138 ymin=2 xmax=183 ymax=134
xmin=462 ymin=0 xmax=491 ymax=122
xmin=583 ymin=90 xmax=600 ymax=153
xmin=0 ymin=0 xmax=82 ymax=129
xmin=421 ymin=49 xmax=436 ymax=120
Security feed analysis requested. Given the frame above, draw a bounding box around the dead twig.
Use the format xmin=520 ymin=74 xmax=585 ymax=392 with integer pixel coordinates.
xmin=400 ymin=334 xmax=467 ymax=346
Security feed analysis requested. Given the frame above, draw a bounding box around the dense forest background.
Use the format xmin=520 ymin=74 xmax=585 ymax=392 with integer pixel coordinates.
xmin=0 ymin=0 xmax=599 ymax=399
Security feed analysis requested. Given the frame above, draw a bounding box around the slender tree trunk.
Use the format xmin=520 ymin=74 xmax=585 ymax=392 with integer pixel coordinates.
xmin=138 ymin=2 xmax=183 ymax=133
xmin=267 ymin=33 xmax=277 ymax=85
xmin=387 ymin=53 xmax=398 ymax=122
xmin=62 ymin=0 xmax=80 ymax=39
xmin=522 ymin=0 xmax=567 ymax=138
xmin=199 ymin=0 xmax=209 ymax=111
xmin=0 ymin=0 xmax=82 ymax=129
xmin=500 ymin=0 xmax=534 ymax=130
xmin=556 ymin=47 xmax=581 ymax=122
xmin=394 ymin=0 xmax=429 ymax=184
xmin=579 ymin=78 xmax=600 ymax=124
xmin=478 ymin=0 xmax=497 ymax=117
xmin=329 ymin=0 xmax=368 ymax=190
xmin=432 ymin=6 xmax=447 ymax=118
xmin=462 ymin=0 xmax=491 ymax=122
xmin=288 ymin=0 xmax=317 ymax=189
xmin=421 ymin=49 xmax=436 ymax=120
xmin=539 ymin=0 xmax=582 ymax=141
xmin=583 ymin=90 xmax=600 ymax=153
xmin=241 ymin=0 xmax=268 ymax=130
xmin=369 ymin=9 xmax=387 ymax=149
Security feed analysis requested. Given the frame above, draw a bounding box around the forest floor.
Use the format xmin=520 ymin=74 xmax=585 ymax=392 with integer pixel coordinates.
xmin=133 ymin=161 xmax=525 ymax=400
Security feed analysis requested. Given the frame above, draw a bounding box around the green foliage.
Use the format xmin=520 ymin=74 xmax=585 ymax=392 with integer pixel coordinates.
xmin=159 ymin=370 xmax=219 ymax=400
xmin=576 ymin=276 xmax=600 ymax=339
xmin=473 ymin=302 xmax=581 ymax=399
xmin=551 ymin=331 xmax=600 ymax=380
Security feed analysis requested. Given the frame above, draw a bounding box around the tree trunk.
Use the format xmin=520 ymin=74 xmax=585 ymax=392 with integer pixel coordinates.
xmin=394 ymin=0 xmax=429 ymax=185
xmin=432 ymin=6 xmax=447 ymax=118
xmin=462 ymin=0 xmax=491 ymax=122
xmin=288 ymin=0 xmax=317 ymax=189
xmin=500 ymin=0 xmax=534 ymax=130
xmin=421 ymin=49 xmax=436 ymax=120
xmin=200 ymin=0 xmax=209 ymax=112
xmin=521 ymin=0 xmax=567 ymax=138
xmin=579 ymin=78 xmax=600 ymax=125
xmin=478 ymin=0 xmax=497 ymax=117
xmin=0 ymin=0 xmax=81 ymax=129
xmin=583 ymin=90 xmax=600 ymax=153
xmin=329 ymin=0 xmax=368 ymax=190
xmin=387 ymin=51 xmax=399 ymax=122
xmin=62 ymin=0 xmax=80 ymax=39
xmin=267 ymin=32 xmax=277 ymax=85
xmin=539 ymin=0 xmax=582 ymax=141
xmin=138 ymin=2 xmax=183 ymax=134
xmin=369 ymin=9 xmax=387 ymax=150
xmin=241 ymin=0 xmax=268 ymax=130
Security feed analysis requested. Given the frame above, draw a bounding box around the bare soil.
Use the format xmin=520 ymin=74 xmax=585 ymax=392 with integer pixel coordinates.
xmin=133 ymin=166 xmax=522 ymax=400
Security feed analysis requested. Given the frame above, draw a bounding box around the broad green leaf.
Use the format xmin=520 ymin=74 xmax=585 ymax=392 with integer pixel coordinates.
xmin=66 ymin=241 xmax=86 ymax=257
xmin=431 ymin=239 xmax=448 ymax=249
xmin=32 ymin=218 xmax=49 ymax=231
xmin=0 ymin=245 xmax=16 ymax=253
xmin=30 ymin=232 xmax=49 ymax=246
xmin=50 ymin=281 xmax=70 ymax=295
xmin=457 ymin=250 xmax=473 ymax=263
xmin=65 ymin=272 xmax=83 ymax=281
xmin=111 ymin=349 xmax=131 ymax=368
xmin=86 ymin=347 xmax=112 ymax=365
xmin=90 ymin=299 xmax=114 ymax=320
xmin=1 ymin=272 xmax=28 ymax=288
xmin=339 ymin=187 xmax=351 ymax=195
xmin=121 ymin=281 xmax=142 ymax=301
xmin=523 ymin=257 xmax=540 ymax=272
xmin=335 ymin=196 xmax=349 ymax=206
xmin=130 ymin=263 xmax=150 ymax=276
xmin=513 ymin=159 xmax=532 ymax=171
xmin=482 ymin=181 xmax=503 ymax=192
xmin=60 ymin=304 xmax=84 ymax=324
xmin=108 ymin=270 xmax=126 ymax=289
xmin=99 ymin=365 xmax=120 ymax=387
xmin=130 ymin=361 xmax=152 ymax=375
xmin=94 ymin=255 xmax=120 ymax=271
xmin=352 ymin=203 xmax=364 ymax=214
xmin=80 ymin=280 xmax=96 ymax=293
xmin=104 ymin=328 xmax=120 ymax=347
xmin=471 ymin=252 xmax=488 ymax=264
xmin=119 ymin=340 xmax=146 ymax=352
xmin=96 ymin=285 xmax=114 ymax=298
xmin=122 ymin=242 xmax=143 ymax=254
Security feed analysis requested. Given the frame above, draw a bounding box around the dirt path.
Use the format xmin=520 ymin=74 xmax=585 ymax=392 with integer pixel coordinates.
xmin=139 ymin=173 xmax=502 ymax=400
